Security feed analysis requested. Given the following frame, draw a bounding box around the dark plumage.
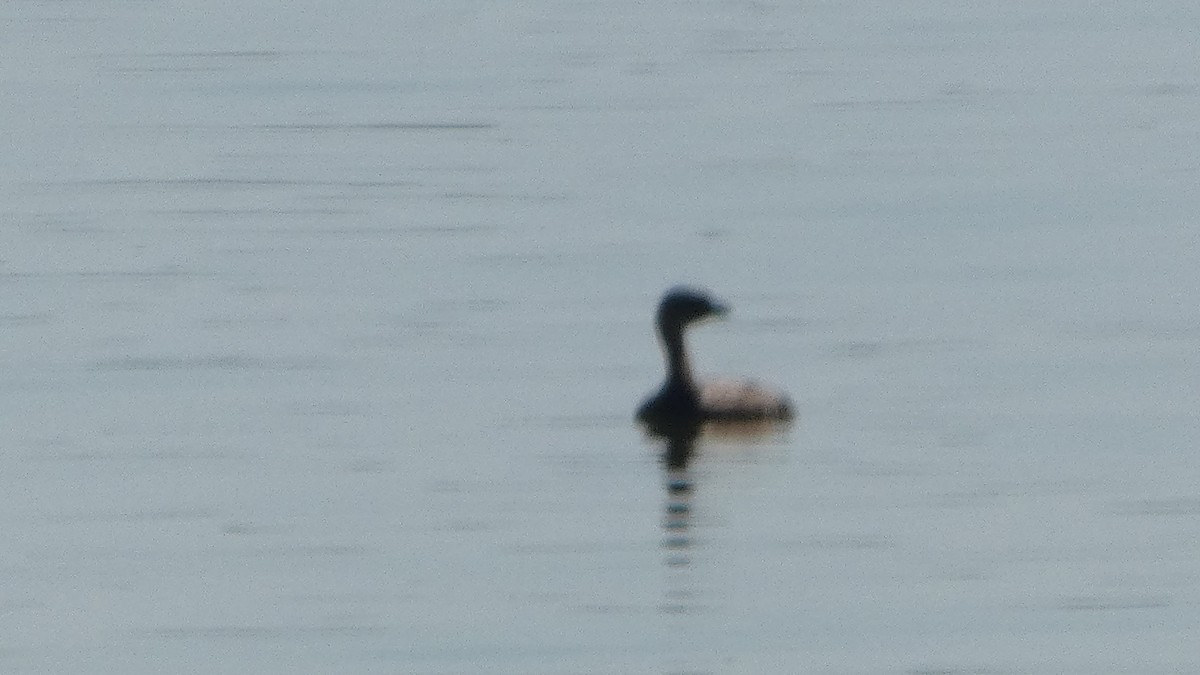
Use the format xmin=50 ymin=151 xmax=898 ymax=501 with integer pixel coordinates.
xmin=636 ymin=287 xmax=793 ymax=430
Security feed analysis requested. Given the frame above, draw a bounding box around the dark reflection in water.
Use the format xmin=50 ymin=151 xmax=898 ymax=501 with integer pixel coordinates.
xmin=646 ymin=417 xmax=791 ymax=618
xmin=653 ymin=420 xmax=702 ymax=622
xmin=659 ymin=421 xmax=701 ymax=573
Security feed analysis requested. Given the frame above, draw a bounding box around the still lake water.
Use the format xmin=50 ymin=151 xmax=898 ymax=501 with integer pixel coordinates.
xmin=4 ymin=1 xmax=1200 ymax=672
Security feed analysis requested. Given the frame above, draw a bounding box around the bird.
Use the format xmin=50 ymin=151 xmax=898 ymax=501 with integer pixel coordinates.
xmin=636 ymin=287 xmax=793 ymax=432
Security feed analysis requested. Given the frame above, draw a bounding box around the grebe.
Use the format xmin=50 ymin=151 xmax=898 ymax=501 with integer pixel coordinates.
xmin=636 ymin=287 xmax=793 ymax=429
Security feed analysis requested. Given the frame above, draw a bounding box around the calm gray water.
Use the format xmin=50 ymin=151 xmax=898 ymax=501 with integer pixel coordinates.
xmin=4 ymin=1 xmax=1200 ymax=673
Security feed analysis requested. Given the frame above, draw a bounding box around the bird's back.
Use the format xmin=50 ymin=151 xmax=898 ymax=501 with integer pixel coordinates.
xmin=698 ymin=377 xmax=793 ymax=421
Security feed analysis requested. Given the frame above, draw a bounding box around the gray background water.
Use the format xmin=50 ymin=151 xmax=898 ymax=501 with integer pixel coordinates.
xmin=4 ymin=1 xmax=1200 ymax=673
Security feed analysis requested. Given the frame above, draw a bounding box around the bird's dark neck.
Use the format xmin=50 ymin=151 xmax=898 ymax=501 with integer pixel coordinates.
xmin=659 ymin=323 xmax=694 ymax=390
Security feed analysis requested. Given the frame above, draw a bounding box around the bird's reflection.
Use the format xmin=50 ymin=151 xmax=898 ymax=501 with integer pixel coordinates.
xmin=656 ymin=421 xmax=701 ymax=573
xmin=645 ymin=417 xmax=791 ymax=616
xmin=647 ymin=421 xmax=702 ymax=620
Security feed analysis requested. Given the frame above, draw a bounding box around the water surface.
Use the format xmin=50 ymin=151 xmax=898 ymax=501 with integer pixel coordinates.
xmin=4 ymin=1 xmax=1200 ymax=673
